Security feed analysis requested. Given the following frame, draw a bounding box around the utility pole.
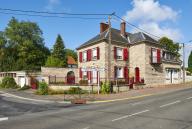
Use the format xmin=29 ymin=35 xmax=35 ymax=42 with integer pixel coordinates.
xmin=182 ymin=43 xmax=185 ymax=83
xmin=108 ymin=15 xmax=112 ymax=82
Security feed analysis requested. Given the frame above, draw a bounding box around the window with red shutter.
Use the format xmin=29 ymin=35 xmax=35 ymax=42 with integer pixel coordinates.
xmin=79 ymin=52 xmax=82 ymax=62
xmin=114 ymin=46 xmax=117 ymax=60
xmin=97 ymin=47 xmax=100 ymax=60
xmin=79 ymin=68 xmax=82 ymax=78
xmin=89 ymin=49 xmax=92 ymax=61
xmin=86 ymin=50 xmax=89 ymax=62
xmin=157 ymin=49 xmax=161 ymax=63
xmin=124 ymin=66 xmax=128 ymax=78
xmin=123 ymin=48 xmax=128 ymax=61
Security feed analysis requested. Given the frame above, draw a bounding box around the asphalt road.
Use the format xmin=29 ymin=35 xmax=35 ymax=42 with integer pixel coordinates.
xmin=0 ymin=88 xmax=192 ymax=129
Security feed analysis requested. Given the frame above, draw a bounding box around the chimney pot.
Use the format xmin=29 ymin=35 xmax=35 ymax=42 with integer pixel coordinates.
xmin=121 ymin=22 xmax=126 ymax=37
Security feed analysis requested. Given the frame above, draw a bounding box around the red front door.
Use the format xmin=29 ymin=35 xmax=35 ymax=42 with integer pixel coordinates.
xmin=135 ymin=67 xmax=140 ymax=83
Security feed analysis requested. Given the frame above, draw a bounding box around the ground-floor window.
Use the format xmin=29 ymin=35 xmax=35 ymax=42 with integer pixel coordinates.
xmin=165 ymin=68 xmax=179 ymax=83
xmin=116 ymin=67 xmax=123 ymax=78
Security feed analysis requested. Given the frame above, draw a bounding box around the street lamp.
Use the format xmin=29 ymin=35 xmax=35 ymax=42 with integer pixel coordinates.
xmin=181 ymin=40 xmax=192 ymax=83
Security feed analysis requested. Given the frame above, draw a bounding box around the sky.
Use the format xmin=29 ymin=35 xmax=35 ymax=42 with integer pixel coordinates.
xmin=0 ymin=0 xmax=192 ymax=66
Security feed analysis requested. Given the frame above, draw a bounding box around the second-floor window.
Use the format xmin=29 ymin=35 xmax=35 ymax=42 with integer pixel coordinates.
xmin=151 ymin=48 xmax=161 ymax=64
xmin=117 ymin=47 xmax=123 ymax=60
xmin=92 ymin=48 xmax=97 ymax=60
xmin=83 ymin=51 xmax=87 ymax=62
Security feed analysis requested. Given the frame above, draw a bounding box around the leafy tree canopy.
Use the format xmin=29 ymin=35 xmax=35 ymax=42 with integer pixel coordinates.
xmin=45 ymin=56 xmax=65 ymax=67
xmin=45 ymin=34 xmax=67 ymax=67
xmin=0 ymin=17 xmax=50 ymax=71
xmin=158 ymin=37 xmax=180 ymax=57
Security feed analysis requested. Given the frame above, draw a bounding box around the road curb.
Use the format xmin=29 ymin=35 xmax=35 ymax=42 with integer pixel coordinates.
xmin=0 ymin=91 xmax=71 ymax=104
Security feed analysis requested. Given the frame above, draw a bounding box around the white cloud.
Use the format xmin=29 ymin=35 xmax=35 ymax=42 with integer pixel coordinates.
xmin=45 ymin=0 xmax=60 ymax=11
xmin=123 ymin=0 xmax=178 ymax=22
xmin=123 ymin=0 xmax=182 ymax=41
xmin=138 ymin=22 xmax=182 ymax=41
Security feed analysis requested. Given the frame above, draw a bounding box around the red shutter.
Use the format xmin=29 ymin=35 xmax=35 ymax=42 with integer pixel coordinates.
xmin=124 ymin=66 xmax=128 ymax=78
xmin=114 ymin=46 xmax=117 ymax=60
xmin=86 ymin=49 xmax=92 ymax=61
xmin=157 ymin=49 xmax=161 ymax=63
xmin=89 ymin=49 xmax=92 ymax=61
xmin=123 ymin=48 xmax=128 ymax=61
xmin=114 ymin=66 xmax=117 ymax=79
xmin=79 ymin=68 xmax=82 ymax=78
xmin=86 ymin=50 xmax=89 ymax=62
xmin=97 ymin=47 xmax=100 ymax=60
xmin=79 ymin=52 xmax=82 ymax=62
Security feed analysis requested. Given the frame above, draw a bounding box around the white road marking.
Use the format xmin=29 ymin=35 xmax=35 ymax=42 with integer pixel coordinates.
xmin=160 ymin=100 xmax=181 ymax=108
xmin=186 ymin=97 xmax=192 ymax=100
xmin=82 ymin=127 xmax=90 ymax=129
xmin=111 ymin=110 xmax=150 ymax=122
xmin=0 ymin=117 xmax=8 ymax=122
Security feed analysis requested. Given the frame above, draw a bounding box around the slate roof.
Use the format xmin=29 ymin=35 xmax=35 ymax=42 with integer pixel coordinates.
xmin=76 ymin=28 xmax=158 ymax=50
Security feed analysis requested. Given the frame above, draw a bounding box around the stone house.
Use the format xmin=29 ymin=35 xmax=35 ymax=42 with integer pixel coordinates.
xmin=76 ymin=22 xmax=182 ymax=86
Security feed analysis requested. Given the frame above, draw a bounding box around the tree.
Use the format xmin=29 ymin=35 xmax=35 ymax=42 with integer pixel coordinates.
xmin=45 ymin=56 xmax=65 ymax=67
xmin=159 ymin=37 xmax=180 ymax=57
xmin=52 ymin=34 xmax=65 ymax=59
xmin=45 ymin=34 xmax=67 ymax=67
xmin=0 ymin=17 xmax=50 ymax=71
xmin=188 ymin=51 xmax=192 ymax=73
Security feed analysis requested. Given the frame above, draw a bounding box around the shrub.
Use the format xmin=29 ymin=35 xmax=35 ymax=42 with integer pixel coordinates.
xmin=101 ymin=81 xmax=110 ymax=94
xmin=37 ymin=82 xmax=48 ymax=95
xmin=18 ymin=85 xmax=30 ymax=91
xmin=47 ymin=89 xmax=65 ymax=95
xmin=0 ymin=77 xmax=17 ymax=89
xmin=68 ymin=87 xmax=82 ymax=94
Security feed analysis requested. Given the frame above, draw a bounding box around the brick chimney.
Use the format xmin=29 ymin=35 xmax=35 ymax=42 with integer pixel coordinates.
xmin=100 ymin=22 xmax=109 ymax=33
xmin=120 ymin=22 xmax=126 ymax=37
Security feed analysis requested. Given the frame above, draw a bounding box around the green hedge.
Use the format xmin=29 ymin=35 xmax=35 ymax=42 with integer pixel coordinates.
xmin=0 ymin=77 xmax=17 ymax=89
xmin=36 ymin=82 xmax=48 ymax=95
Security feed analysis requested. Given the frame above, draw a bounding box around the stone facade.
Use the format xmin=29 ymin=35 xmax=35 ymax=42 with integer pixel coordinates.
xmin=129 ymin=42 xmax=181 ymax=86
xmin=77 ymin=40 xmax=129 ymax=83
xmin=77 ymin=40 xmax=182 ymax=87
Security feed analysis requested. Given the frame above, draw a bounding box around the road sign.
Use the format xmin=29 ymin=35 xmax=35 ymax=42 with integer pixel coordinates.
xmin=81 ymin=67 xmax=106 ymax=72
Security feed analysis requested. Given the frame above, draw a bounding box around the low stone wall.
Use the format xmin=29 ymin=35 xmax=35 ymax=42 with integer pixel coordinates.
xmin=49 ymin=85 xmax=130 ymax=93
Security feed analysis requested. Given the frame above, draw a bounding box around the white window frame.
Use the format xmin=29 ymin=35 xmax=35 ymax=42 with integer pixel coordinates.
xmin=116 ymin=67 xmax=123 ymax=78
xmin=82 ymin=51 xmax=87 ymax=62
xmin=151 ymin=48 xmax=157 ymax=63
xmin=116 ymin=47 xmax=123 ymax=60
xmin=92 ymin=48 xmax=97 ymax=60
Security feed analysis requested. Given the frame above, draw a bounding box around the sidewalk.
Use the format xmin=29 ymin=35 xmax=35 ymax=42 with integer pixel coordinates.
xmin=0 ymin=82 xmax=192 ymax=104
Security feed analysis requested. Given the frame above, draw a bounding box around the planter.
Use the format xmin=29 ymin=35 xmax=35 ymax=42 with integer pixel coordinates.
xmin=71 ymin=99 xmax=87 ymax=104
